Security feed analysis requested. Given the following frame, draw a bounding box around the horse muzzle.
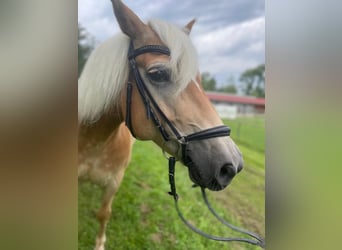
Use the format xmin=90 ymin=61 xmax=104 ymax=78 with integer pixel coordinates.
xmin=183 ymin=139 xmax=243 ymax=191
xmin=185 ymin=160 xmax=239 ymax=191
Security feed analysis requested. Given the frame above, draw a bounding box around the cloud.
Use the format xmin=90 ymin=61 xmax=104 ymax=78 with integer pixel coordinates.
xmin=78 ymin=0 xmax=264 ymax=85
xmin=78 ymin=0 xmax=119 ymax=41
xmin=193 ymin=16 xmax=265 ymax=83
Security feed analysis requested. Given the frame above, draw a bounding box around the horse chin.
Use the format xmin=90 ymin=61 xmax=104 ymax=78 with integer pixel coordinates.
xmin=187 ymin=164 xmax=203 ymax=187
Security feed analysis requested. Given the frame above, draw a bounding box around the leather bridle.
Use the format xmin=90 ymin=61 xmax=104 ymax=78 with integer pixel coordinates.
xmin=126 ymin=42 xmax=230 ymax=164
xmin=125 ymin=41 xmax=265 ymax=248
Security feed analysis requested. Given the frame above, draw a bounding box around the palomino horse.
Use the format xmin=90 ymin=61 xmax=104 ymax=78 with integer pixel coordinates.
xmin=78 ymin=0 xmax=243 ymax=249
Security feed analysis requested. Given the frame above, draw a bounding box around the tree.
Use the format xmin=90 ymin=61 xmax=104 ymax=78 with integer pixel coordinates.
xmin=217 ymin=76 xmax=237 ymax=94
xmin=201 ymin=72 xmax=217 ymax=91
xmin=78 ymin=24 xmax=94 ymax=77
xmin=219 ymin=84 xmax=237 ymax=94
xmin=239 ymin=64 xmax=265 ymax=97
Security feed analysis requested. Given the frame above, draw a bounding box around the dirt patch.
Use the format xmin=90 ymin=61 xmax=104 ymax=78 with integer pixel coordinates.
xmin=140 ymin=203 xmax=151 ymax=214
xmin=168 ymin=233 xmax=176 ymax=245
xmin=150 ymin=233 xmax=163 ymax=243
xmin=140 ymin=203 xmax=152 ymax=227
xmin=135 ymin=181 xmax=151 ymax=190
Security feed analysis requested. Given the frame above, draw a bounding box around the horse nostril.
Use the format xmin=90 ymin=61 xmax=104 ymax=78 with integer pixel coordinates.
xmin=216 ymin=163 xmax=236 ymax=188
xmin=221 ymin=163 xmax=236 ymax=179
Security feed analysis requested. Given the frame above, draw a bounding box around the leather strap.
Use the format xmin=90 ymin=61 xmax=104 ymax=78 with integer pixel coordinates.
xmin=125 ymin=82 xmax=135 ymax=137
xmin=128 ymin=44 xmax=170 ymax=60
xmin=127 ymin=42 xmax=181 ymax=141
xmin=184 ymin=125 xmax=230 ymax=142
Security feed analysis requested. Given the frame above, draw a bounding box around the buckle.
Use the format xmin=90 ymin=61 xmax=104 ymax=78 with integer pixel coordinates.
xmin=162 ymin=138 xmax=182 ymax=160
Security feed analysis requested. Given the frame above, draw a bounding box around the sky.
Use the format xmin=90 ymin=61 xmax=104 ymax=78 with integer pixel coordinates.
xmin=78 ymin=0 xmax=265 ymax=87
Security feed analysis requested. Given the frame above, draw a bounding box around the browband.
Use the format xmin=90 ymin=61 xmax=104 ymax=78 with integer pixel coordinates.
xmin=128 ymin=44 xmax=170 ymax=60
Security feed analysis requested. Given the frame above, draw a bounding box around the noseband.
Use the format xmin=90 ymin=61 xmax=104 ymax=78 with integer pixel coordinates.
xmin=125 ymin=41 xmax=265 ymax=248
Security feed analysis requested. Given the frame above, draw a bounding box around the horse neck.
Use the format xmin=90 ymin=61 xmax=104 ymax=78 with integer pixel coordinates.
xmin=78 ymin=107 xmax=124 ymax=152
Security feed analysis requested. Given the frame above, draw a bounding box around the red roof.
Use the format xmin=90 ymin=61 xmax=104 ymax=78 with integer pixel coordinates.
xmin=206 ymin=92 xmax=265 ymax=106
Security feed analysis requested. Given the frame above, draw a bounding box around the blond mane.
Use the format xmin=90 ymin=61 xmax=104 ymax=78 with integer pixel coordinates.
xmin=78 ymin=19 xmax=198 ymax=124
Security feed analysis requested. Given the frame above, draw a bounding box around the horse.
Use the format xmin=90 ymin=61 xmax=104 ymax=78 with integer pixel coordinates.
xmin=78 ymin=1 xmax=243 ymax=249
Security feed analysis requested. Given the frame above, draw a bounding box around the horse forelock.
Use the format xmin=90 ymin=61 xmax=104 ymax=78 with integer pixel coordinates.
xmin=78 ymin=19 xmax=199 ymax=125
xmin=148 ymin=19 xmax=199 ymax=94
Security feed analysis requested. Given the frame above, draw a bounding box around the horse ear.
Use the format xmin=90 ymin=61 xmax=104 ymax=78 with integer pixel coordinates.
xmin=110 ymin=0 xmax=147 ymax=40
xmin=183 ymin=19 xmax=196 ymax=35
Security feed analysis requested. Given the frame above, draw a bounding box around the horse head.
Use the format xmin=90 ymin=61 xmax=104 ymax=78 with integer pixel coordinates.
xmin=111 ymin=0 xmax=243 ymax=191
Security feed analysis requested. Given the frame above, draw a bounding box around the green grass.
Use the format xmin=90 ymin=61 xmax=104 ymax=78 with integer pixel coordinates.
xmin=78 ymin=116 xmax=265 ymax=250
xmin=224 ymin=116 xmax=265 ymax=153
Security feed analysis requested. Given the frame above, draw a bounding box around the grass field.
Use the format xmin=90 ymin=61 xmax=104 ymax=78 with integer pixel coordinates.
xmin=78 ymin=116 xmax=265 ymax=250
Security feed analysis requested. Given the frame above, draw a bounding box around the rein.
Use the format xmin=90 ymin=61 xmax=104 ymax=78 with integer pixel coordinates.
xmin=168 ymin=157 xmax=265 ymax=248
xmin=126 ymin=41 xmax=265 ymax=248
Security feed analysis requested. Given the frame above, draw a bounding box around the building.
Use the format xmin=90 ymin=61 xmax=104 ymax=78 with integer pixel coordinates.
xmin=206 ymin=91 xmax=265 ymax=119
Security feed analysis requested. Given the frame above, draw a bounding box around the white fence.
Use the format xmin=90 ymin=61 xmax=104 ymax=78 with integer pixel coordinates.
xmin=213 ymin=104 xmax=238 ymax=119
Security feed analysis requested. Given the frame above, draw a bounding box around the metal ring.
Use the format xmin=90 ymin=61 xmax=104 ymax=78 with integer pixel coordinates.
xmin=162 ymin=138 xmax=181 ymax=161
xmin=177 ymin=136 xmax=187 ymax=145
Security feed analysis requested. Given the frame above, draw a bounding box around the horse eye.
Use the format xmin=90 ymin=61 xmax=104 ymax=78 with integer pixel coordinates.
xmin=147 ymin=68 xmax=170 ymax=83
